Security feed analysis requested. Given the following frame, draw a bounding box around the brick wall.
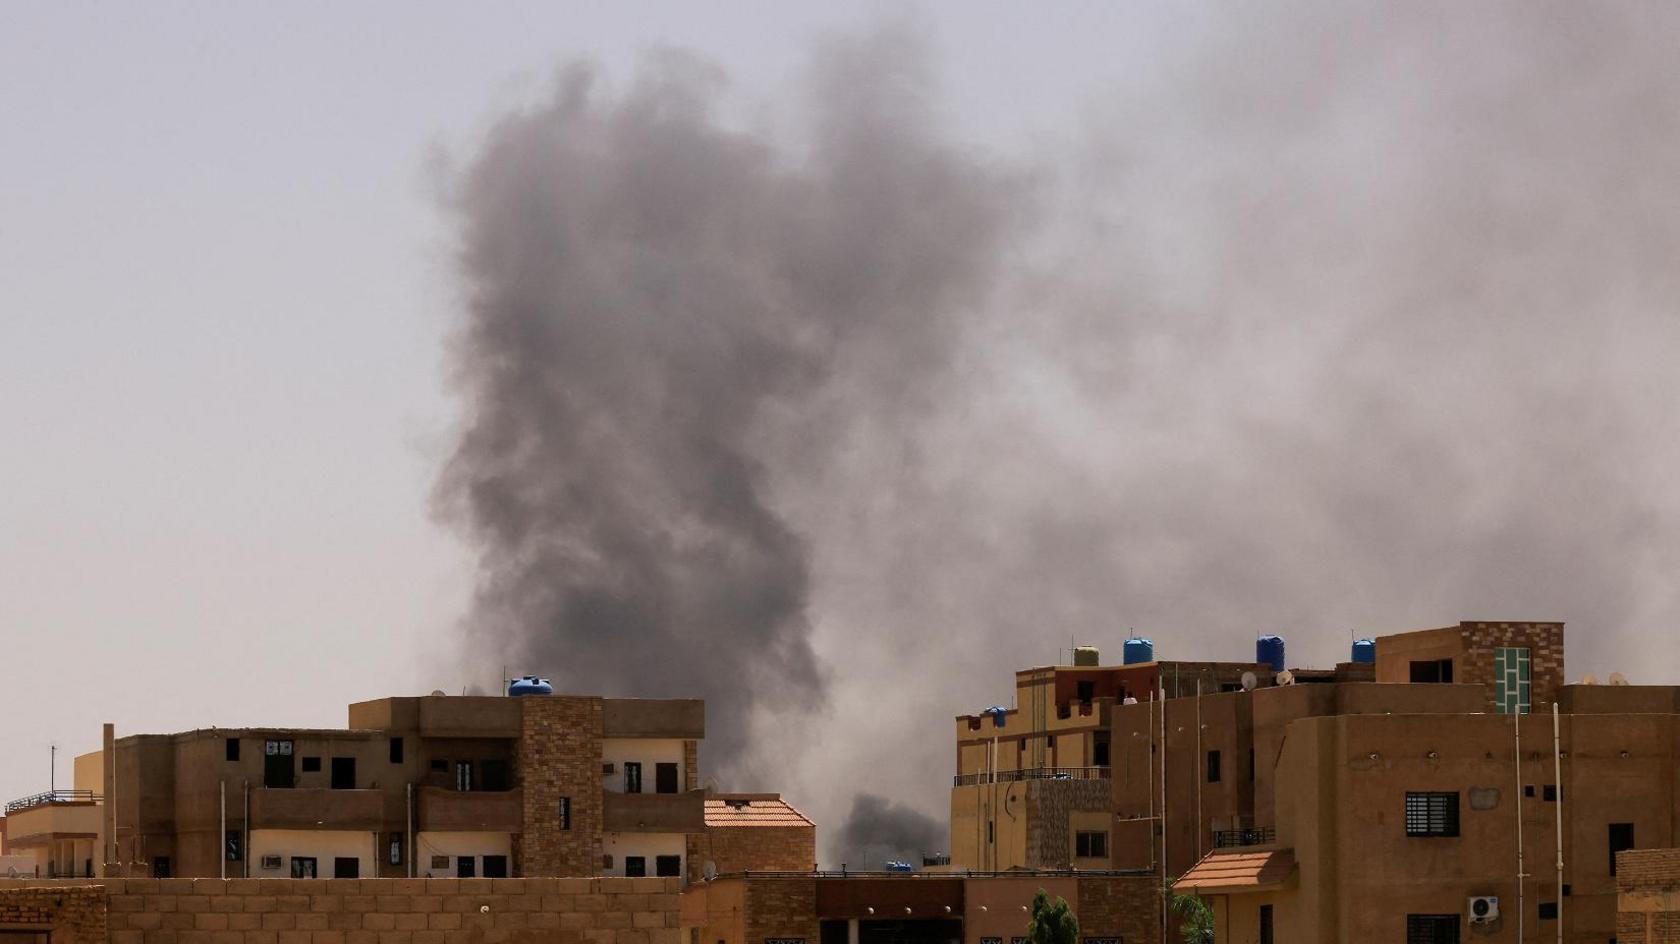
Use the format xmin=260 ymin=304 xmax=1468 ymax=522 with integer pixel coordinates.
xmin=0 ymin=877 xmax=679 ymax=944
xmin=1075 ymin=875 xmax=1159 ymax=944
xmin=1618 ymin=849 xmax=1680 ymax=943
xmin=689 ymin=829 xmax=816 ymax=879
xmin=742 ymin=878 xmax=817 ymax=944
xmin=518 ymin=696 xmax=605 ymax=878
xmin=1025 ymin=781 xmax=1110 ymax=869
xmin=1455 ymin=622 xmax=1565 ymax=711
xmin=0 ymin=885 xmax=107 ymax=944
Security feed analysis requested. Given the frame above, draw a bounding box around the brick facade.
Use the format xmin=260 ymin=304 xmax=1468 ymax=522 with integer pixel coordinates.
xmin=0 ymin=877 xmax=679 ymax=944
xmin=518 ymin=697 xmax=606 ymax=878
xmin=1619 ymin=849 xmax=1680 ymax=943
xmin=742 ymin=878 xmax=818 ymax=944
xmin=688 ymin=828 xmax=815 ymax=879
xmin=1456 ymin=621 xmax=1565 ymax=712
xmin=1074 ymin=876 xmax=1158 ymax=944
xmin=1024 ymin=780 xmax=1110 ymax=869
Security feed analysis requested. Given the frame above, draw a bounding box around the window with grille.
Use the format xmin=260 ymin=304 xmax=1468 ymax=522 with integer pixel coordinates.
xmin=1404 ymin=792 xmax=1460 ymax=837
xmin=1075 ymin=831 xmax=1108 ymax=858
xmin=1405 ymin=914 xmax=1459 ymax=944
xmin=1495 ymin=647 xmax=1531 ymax=715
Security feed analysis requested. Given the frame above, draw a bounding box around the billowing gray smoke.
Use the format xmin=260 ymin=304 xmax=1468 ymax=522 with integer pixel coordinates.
xmin=440 ymin=4 xmax=1680 ymax=862
xmin=833 ymin=794 xmax=945 ymax=870
xmin=435 ymin=30 xmax=1016 ymax=779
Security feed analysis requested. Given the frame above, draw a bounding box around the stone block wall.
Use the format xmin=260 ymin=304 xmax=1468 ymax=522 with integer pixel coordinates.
xmin=687 ymin=829 xmax=815 ymax=881
xmin=1075 ymin=875 xmax=1159 ymax=944
xmin=1618 ymin=849 xmax=1680 ymax=943
xmin=0 ymin=877 xmax=679 ymax=944
xmin=1455 ymin=621 xmax=1565 ymax=712
xmin=741 ymin=878 xmax=816 ymax=944
xmin=519 ymin=697 xmax=606 ymax=878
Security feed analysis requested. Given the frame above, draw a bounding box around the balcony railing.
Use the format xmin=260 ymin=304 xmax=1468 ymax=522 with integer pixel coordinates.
xmin=1212 ymin=826 xmax=1276 ymax=849
xmin=953 ymin=767 xmax=1111 ymax=787
xmin=5 ymin=790 xmax=101 ymax=814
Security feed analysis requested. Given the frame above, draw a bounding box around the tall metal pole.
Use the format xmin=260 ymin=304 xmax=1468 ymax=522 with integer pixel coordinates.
xmin=1195 ymin=678 xmax=1203 ymax=860
xmin=1514 ymin=710 xmax=1525 ymax=944
xmin=1160 ymin=681 xmax=1169 ymax=944
xmin=1553 ymin=702 xmax=1564 ymax=944
xmin=220 ymin=780 xmax=227 ymax=880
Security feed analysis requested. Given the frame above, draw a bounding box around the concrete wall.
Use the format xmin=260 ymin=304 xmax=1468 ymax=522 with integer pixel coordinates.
xmin=601 ymin=834 xmax=685 ymax=879
xmin=247 ymin=830 xmax=376 ymax=880
xmin=601 ymin=741 xmax=687 ymax=795
xmin=413 ymin=831 xmax=513 ymax=878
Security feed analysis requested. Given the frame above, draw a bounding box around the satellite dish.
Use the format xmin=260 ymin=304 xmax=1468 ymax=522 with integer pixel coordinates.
xmin=1580 ymin=674 xmax=1598 ymax=686
xmin=430 ymin=690 xmax=448 ymax=697
xmin=1610 ymin=672 xmax=1630 ymax=686
xmin=1241 ymin=672 xmax=1258 ymax=692
xmin=1276 ymin=670 xmax=1296 ymax=687
xmin=702 ymin=861 xmax=718 ymax=881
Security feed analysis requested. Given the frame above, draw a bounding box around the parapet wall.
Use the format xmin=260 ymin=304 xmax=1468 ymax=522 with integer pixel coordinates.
xmin=0 ymin=877 xmax=680 ymax=944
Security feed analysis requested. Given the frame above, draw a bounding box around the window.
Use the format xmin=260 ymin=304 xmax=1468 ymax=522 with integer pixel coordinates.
xmin=1610 ymin=822 xmax=1635 ymax=874
xmin=1405 ymin=792 xmax=1460 ymax=837
xmin=290 ymin=857 xmax=317 ymax=879
xmin=1494 ymin=647 xmax=1532 ymax=715
xmin=333 ymin=857 xmax=359 ymax=879
xmin=226 ymin=738 xmax=240 ymax=762
xmin=457 ymin=856 xmax=475 ymax=878
xmin=301 ymin=756 xmax=322 ymax=773
xmin=389 ymin=737 xmax=404 ymax=764
xmin=263 ymin=740 xmax=295 ymax=789
xmin=1538 ymin=902 xmax=1557 ymax=920
xmin=656 ymin=762 xmax=679 ymax=794
xmin=1076 ymin=681 xmax=1095 ymax=702
xmin=153 ymin=856 xmax=171 ymax=878
xmin=430 ymin=759 xmax=448 ymax=773
xmin=1405 ymin=914 xmax=1459 ymax=944
xmin=1259 ymin=904 xmax=1274 ymax=944
xmin=331 ymin=757 xmax=356 ymax=790
xmin=987 ymin=821 xmax=994 ymax=844
xmin=624 ymin=762 xmax=643 ymax=794
xmin=226 ymin=829 xmax=242 ymax=862
xmin=1525 ymin=785 xmax=1536 ymax=797
xmin=559 ymin=796 xmax=572 ymax=830
xmin=1207 ymin=750 xmax=1222 ymax=783
xmin=655 ymin=855 xmax=682 ymax=877
xmin=1542 ymin=785 xmax=1558 ymax=802
xmin=483 ymin=855 xmax=507 ymax=878
xmin=625 ymin=856 xmax=647 ymax=877
xmin=456 ymin=761 xmax=474 ymax=791
xmin=1248 ymin=749 xmax=1255 ymax=781
xmin=388 ymin=833 xmax=404 ymax=866
xmin=1410 ymin=659 xmax=1454 ymax=683
xmin=1092 ymin=734 xmax=1110 ymax=767
xmin=1075 ymin=831 xmax=1108 ymax=858
xmin=482 ymin=759 xmax=510 ymax=791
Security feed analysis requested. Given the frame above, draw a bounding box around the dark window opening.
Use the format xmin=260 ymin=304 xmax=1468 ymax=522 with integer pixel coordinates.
xmin=457 ymin=856 xmax=475 ymax=878
xmin=987 ymin=821 xmax=994 ymax=844
xmin=1562 ymin=884 xmax=1571 ymax=896
xmin=1092 ymin=734 xmax=1110 ymax=767
xmin=456 ymin=761 xmax=474 ymax=791
xmin=1207 ymin=750 xmax=1222 ymax=784
xmin=1076 ymin=681 xmax=1095 ymax=702
xmin=1611 ymin=822 xmax=1635 ymax=874
xmin=482 ymin=759 xmax=510 ymax=791
xmin=624 ymin=762 xmax=643 ymax=794
xmin=559 ymin=797 xmax=572 ymax=830
xmin=1409 ymin=659 xmax=1454 ymax=683
xmin=1405 ymin=792 xmax=1460 ymax=837
xmin=656 ymin=762 xmax=680 ymax=794
xmin=1542 ymin=784 xmax=1558 ymax=802
xmin=333 ymin=857 xmax=359 ymax=879
xmin=1259 ymin=904 xmax=1274 ymax=944
xmin=1248 ymin=748 xmax=1256 ymax=781
xmin=331 ymin=757 xmax=356 ymax=790
xmin=389 ymin=834 xmax=404 ymax=866
xmin=1524 ymin=785 xmax=1535 ymax=797
xmin=1405 ymin=914 xmax=1459 ymax=944
xmin=430 ymin=759 xmax=448 ymax=773
xmin=389 ymin=737 xmax=404 ymax=764
xmin=153 ymin=856 xmax=171 ymax=878
xmin=1075 ymin=831 xmax=1108 ymax=858
xmin=301 ymin=756 xmax=322 ymax=773
xmin=226 ymin=738 xmax=240 ymax=762
xmin=263 ymin=740 xmax=294 ymax=788
xmin=483 ymin=855 xmax=508 ymax=878
xmin=290 ymin=857 xmax=317 ymax=879
xmin=225 ymin=829 xmax=242 ymax=862
xmin=1537 ymin=902 xmax=1557 ymax=921
xmin=625 ymin=856 xmax=647 ymax=877
xmin=655 ymin=855 xmax=682 ymax=877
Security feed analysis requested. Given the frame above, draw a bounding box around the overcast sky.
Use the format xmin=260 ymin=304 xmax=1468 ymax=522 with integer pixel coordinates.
xmin=7 ymin=2 xmax=1680 ymax=853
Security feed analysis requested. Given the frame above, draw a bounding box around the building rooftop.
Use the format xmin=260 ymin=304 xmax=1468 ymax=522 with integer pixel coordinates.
xmin=704 ymin=794 xmax=815 ymax=829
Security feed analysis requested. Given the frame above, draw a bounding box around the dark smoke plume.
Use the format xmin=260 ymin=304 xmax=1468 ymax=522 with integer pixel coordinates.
xmin=832 ymin=794 xmax=946 ymax=870
xmin=436 ymin=30 xmax=1016 ymax=779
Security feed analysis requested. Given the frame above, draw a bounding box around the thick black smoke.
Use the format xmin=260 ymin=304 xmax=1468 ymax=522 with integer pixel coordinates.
xmin=832 ymin=794 xmax=946 ymax=870
xmin=441 ymin=5 xmax=1680 ymax=862
xmin=435 ymin=31 xmax=1016 ymax=779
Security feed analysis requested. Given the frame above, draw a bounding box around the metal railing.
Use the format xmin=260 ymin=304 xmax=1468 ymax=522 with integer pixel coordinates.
xmin=953 ymin=766 xmax=1111 ymax=787
xmin=1211 ymin=826 xmax=1276 ymax=849
xmin=5 ymin=790 xmax=102 ymax=814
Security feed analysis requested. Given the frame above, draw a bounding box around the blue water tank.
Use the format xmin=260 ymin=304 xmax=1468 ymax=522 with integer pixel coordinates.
xmin=1122 ymin=638 xmax=1155 ymax=665
xmin=1351 ymin=639 xmax=1376 ymax=664
xmin=507 ymin=675 xmax=554 ymax=697
xmin=1256 ymin=635 xmax=1287 ymax=673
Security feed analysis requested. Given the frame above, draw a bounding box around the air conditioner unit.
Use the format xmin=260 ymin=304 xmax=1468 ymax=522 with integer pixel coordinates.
xmin=1468 ymin=896 xmax=1499 ymax=924
xmin=261 ymin=855 xmax=282 ymax=870
xmin=602 ymin=762 xmax=616 ymax=774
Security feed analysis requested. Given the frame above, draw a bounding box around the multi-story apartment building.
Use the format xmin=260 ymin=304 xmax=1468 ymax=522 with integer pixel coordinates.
xmin=95 ymin=691 xmax=707 ymax=881
xmin=952 ymin=620 xmax=1680 ymax=942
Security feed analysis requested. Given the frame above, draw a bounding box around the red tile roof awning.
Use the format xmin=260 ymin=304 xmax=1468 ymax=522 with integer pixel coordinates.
xmin=1173 ymin=848 xmax=1297 ymax=895
xmin=704 ymin=795 xmax=815 ymax=828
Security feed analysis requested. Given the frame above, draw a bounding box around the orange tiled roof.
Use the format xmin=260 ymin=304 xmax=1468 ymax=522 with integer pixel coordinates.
xmin=704 ymin=795 xmax=815 ymax=828
xmin=1173 ymin=848 xmax=1296 ymax=894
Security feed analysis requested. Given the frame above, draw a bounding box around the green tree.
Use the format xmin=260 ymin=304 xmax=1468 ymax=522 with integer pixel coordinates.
xmin=1167 ymin=887 xmax=1215 ymax=944
xmin=1026 ymin=890 xmax=1078 ymax=944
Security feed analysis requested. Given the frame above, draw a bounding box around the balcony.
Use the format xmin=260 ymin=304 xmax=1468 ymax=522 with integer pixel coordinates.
xmin=417 ymin=787 xmax=522 ymax=832
xmin=601 ymin=790 xmax=705 ymax=833
xmin=5 ymin=790 xmax=100 ymax=815
xmin=952 ymin=766 xmax=1111 ymax=787
xmin=3 ymin=794 xmax=102 ymax=848
xmin=249 ymin=787 xmax=383 ymax=830
xmin=1212 ymin=826 xmax=1276 ymax=849
xmin=417 ymin=698 xmax=520 ymax=738
xmin=602 ymin=699 xmax=704 ymax=739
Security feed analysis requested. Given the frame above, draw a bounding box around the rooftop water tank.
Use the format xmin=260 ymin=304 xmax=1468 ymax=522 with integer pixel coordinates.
xmin=1351 ymin=639 xmax=1376 ymax=664
xmin=507 ymin=675 xmax=554 ymax=697
xmin=1257 ymin=635 xmax=1287 ymax=673
xmin=1073 ymin=646 xmax=1100 ymax=667
xmin=1122 ymin=638 xmax=1155 ymax=665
